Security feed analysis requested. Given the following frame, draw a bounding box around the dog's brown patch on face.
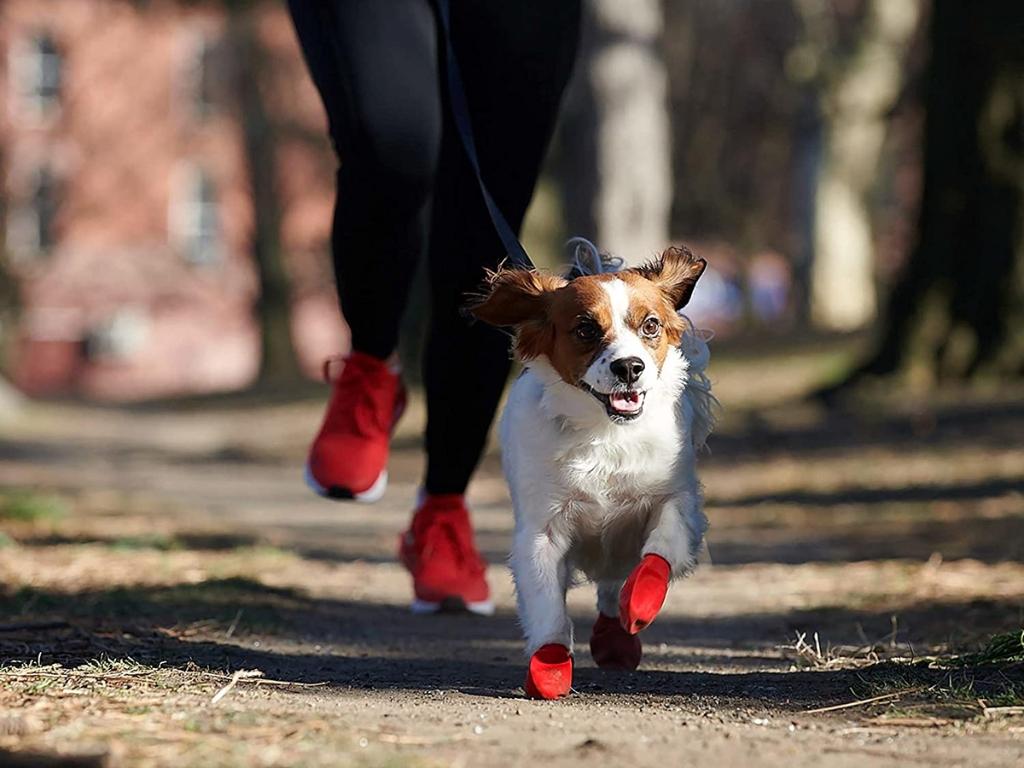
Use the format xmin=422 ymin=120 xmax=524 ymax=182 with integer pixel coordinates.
xmin=617 ymin=272 xmax=686 ymax=367
xmin=541 ymin=276 xmax=615 ymax=384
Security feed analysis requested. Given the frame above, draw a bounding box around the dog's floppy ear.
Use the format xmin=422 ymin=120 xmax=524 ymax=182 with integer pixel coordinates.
xmin=468 ymin=268 xmax=567 ymax=327
xmin=635 ymin=246 xmax=706 ymax=310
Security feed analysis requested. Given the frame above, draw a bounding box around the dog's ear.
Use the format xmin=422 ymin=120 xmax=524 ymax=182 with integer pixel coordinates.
xmin=468 ymin=268 xmax=566 ymax=327
xmin=635 ymin=246 xmax=706 ymax=310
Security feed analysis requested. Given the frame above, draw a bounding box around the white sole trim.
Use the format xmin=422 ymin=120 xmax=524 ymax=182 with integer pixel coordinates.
xmin=304 ymin=463 xmax=388 ymax=503
xmin=410 ymin=598 xmax=495 ymax=616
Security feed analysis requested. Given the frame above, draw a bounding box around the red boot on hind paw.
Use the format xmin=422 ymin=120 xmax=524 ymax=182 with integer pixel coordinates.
xmin=590 ymin=613 xmax=642 ymax=670
xmin=619 ymin=554 xmax=671 ymax=635
xmin=525 ymin=644 xmax=573 ymax=699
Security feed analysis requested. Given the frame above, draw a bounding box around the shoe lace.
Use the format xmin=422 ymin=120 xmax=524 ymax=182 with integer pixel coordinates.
xmin=415 ymin=511 xmax=485 ymax=576
xmin=322 ymin=356 xmax=394 ymax=437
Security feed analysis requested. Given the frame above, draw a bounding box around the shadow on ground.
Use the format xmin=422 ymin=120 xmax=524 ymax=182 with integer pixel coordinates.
xmin=2 ymin=578 xmax=1022 ymax=708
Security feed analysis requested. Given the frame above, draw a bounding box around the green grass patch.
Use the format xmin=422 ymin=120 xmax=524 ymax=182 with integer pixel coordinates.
xmin=110 ymin=533 xmax=180 ymax=551
xmin=0 ymin=490 xmax=67 ymax=522
xmin=945 ymin=629 xmax=1024 ymax=667
xmin=851 ymin=630 xmax=1024 ymax=721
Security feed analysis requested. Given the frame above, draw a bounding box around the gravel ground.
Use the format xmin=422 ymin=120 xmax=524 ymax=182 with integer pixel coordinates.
xmin=1 ymin=360 xmax=1022 ymax=767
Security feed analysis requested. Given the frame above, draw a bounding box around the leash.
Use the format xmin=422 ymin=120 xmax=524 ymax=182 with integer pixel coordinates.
xmin=436 ymin=0 xmax=535 ymax=271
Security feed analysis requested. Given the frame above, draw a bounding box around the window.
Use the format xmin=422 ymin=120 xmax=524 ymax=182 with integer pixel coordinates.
xmin=85 ymin=309 xmax=150 ymax=362
xmin=10 ymin=32 xmax=62 ymax=119
xmin=170 ymin=165 xmax=222 ymax=266
xmin=185 ymin=35 xmax=220 ymax=120
xmin=6 ymin=166 xmax=59 ymax=260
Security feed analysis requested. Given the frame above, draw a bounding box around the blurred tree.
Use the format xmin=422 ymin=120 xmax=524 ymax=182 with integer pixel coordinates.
xmin=168 ymin=0 xmax=306 ymax=385
xmin=559 ymin=0 xmax=671 ymax=263
xmin=0 ymin=145 xmax=22 ymax=411
xmin=222 ymin=3 xmax=302 ymax=386
xmin=791 ymin=0 xmax=921 ymax=331
xmin=663 ymin=1 xmax=806 ymax=283
xmin=0 ymin=144 xmax=18 ymax=377
xmin=833 ymin=0 xmax=1024 ymax=388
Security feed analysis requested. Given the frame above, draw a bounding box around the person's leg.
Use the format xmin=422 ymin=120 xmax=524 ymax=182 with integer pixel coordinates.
xmin=423 ymin=0 xmax=582 ymax=494
xmin=287 ymin=0 xmax=441 ymax=359
xmin=288 ymin=0 xmax=441 ymax=499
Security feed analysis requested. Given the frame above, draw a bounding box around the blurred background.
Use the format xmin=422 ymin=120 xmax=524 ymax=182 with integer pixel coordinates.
xmin=1 ymin=0 xmax=1020 ymax=402
xmin=1 ymin=4 xmax=1023 ymax=762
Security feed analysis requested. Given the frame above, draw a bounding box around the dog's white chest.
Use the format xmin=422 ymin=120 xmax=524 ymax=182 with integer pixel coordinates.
xmin=556 ymin=432 xmax=677 ymax=503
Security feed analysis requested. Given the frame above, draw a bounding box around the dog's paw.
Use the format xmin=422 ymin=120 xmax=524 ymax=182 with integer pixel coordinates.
xmin=590 ymin=613 xmax=642 ymax=670
xmin=619 ymin=554 xmax=670 ymax=635
xmin=524 ymin=644 xmax=573 ymax=699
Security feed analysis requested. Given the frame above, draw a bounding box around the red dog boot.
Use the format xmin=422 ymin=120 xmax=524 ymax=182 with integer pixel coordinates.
xmin=305 ymin=352 xmax=406 ymax=502
xmin=619 ymin=554 xmax=671 ymax=635
xmin=525 ymin=644 xmax=573 ymax=700
xmin=590 ymin=613 xmax=642 ymax=670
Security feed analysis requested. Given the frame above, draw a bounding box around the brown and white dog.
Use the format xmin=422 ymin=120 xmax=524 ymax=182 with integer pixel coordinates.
xmin=470 ymin=241 xmax=716 ymax=699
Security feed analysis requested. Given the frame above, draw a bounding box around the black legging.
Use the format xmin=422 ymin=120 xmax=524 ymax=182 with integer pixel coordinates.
xmin=287 ymin=0 xmax=580 ymax=494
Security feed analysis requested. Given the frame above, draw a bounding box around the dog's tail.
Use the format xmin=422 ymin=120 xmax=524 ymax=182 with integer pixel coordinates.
xmin=678 ymin=316 xmax=718 ymax=451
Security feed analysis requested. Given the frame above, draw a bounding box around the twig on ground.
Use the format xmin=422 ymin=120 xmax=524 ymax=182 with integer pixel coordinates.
xmin=802 ymin=688 xmax=923 ymax=714
xmin=225 ymin=609 xmax=243 ymax=638
xmin=981 ymin=706 xmax=1024 ymax=718
xmin=211 ymin=669 xmax=264 ymax=705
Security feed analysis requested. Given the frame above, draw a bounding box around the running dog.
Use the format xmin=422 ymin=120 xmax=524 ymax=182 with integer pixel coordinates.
xmin=470 ymin=241 xmax=716 ymax=699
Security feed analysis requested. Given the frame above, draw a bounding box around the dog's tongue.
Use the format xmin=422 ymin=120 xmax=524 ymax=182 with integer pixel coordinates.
xmin=609 ymin=391 xmax=642 ymax=414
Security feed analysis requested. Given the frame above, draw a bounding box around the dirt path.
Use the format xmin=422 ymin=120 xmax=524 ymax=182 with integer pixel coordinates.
xmin=1 ymin=361 xmax=1023 ymax=766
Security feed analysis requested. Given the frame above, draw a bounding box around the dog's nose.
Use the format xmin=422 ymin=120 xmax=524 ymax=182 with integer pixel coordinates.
xmin=610 ymin=356 xmax=645 ymax=385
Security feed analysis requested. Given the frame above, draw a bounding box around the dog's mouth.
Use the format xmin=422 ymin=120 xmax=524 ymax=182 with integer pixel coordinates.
xmin=580 ymin=383 xmax=646 ymax=422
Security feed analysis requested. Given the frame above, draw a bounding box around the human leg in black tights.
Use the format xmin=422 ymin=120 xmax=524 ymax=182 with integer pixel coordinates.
xmin=423 ymin=1 xmax=581 ymax=494
xmin=287 ymin=0 xmax=441 ymax=360
xmin=287 ymin=0 xmax=580 ymax=494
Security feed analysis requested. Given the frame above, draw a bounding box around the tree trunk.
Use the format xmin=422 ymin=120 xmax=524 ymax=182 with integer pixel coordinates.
xmin=559 ymin=0 xmax=672 ymax=264
xmin=831 ymin=0 xmax=1024 ymax=390
xmin=228 ymin=8 xmax=302 ymax=386
xmin=807 ymin=0 xmax=920 ymax=330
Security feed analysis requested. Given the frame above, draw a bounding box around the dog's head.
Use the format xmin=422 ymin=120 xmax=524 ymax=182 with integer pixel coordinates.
xmin=470 ymin=246 xmax=706 ymax=424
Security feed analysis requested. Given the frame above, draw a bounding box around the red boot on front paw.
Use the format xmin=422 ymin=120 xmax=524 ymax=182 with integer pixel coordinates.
xmin=619 ymin=554 xmax=671 ymax=635
xmin=524 ymin=644 xmax=573 ymax=700
xmin=590 ymin=613 xmax=642 ymax=670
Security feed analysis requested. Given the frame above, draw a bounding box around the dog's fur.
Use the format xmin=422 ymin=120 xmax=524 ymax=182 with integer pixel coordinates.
xmin=471 ymin=244 xmax=715 ymax=656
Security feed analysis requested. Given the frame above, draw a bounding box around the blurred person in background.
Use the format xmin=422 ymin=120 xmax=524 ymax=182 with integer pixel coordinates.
xmin=287 ymin=1 xmax=580 ymax=614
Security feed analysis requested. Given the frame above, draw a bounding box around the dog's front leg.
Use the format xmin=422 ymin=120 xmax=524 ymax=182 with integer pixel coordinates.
xmin=619 ymin=491 xmax=706 ymax=635
xmin=643 ymin=490 xmax=705 ymax=572
xmin=510 ymin=525 xmax=574 ymax=699
xmin=511 ymin=525 xmax=573 ymax=653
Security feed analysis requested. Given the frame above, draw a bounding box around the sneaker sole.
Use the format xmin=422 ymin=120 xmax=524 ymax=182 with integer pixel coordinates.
xmin=410 ymin=597 xmax=495 ymax=617
xmin=304 ymin=463 xmax=388 ymax=504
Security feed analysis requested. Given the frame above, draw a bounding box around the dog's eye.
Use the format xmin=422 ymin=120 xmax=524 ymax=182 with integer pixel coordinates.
xmin=575 ymin=322 xmax=599 ymax=342
xmin=641 ymin=317 xmax=661 ymax=337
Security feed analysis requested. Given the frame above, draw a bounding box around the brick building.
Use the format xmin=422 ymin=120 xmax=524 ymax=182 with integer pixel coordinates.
xmin=0 ymin=0 xmax=345 ymax=400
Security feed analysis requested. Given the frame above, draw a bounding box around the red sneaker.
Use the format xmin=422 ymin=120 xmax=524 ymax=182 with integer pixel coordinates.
xmin=305 ymin=352 xmax=406 ymax=502
xmin=398 ymin=494 xmax=493 ymax=615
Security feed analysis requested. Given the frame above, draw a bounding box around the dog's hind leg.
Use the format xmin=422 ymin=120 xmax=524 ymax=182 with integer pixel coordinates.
xmin=595 ymin=580 xmax=623 ymax=619
xmin=589 ymin=581 xmax=642 ymax=670
xmin=510 ymin=528 xmax=574 ymax=699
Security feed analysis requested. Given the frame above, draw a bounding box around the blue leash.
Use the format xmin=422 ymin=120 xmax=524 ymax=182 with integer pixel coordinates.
xmin=436 ymin=0 xmax=535 ymax=271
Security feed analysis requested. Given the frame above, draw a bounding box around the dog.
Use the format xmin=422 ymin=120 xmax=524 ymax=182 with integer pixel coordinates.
xmin=469 ymin=241 xmax=716 ymax=699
